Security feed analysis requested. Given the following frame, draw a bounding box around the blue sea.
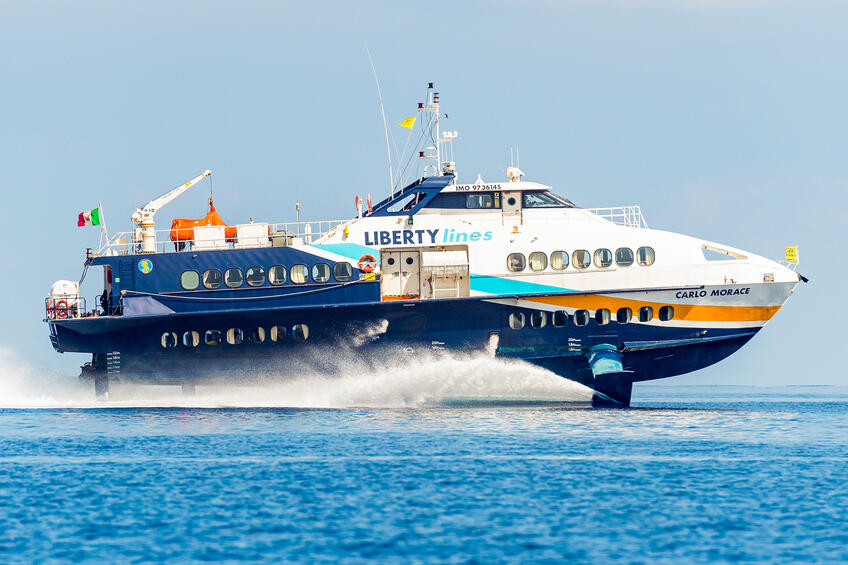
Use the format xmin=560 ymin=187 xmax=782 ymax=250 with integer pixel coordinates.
xmin=1 ymin=358 xmax=847 ymax=563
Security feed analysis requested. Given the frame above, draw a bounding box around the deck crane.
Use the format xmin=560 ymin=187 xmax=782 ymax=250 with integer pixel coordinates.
xmin=131 ymin=170 xmax=212 ymax=253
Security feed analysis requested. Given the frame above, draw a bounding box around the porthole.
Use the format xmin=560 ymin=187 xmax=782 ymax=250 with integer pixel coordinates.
xmin=574 ymin=309 xmax=590 ymax=326
xmin=594 ymin=249 xmax=613 ymax=268
xmin=529 ymin=252 xmax=548 ymax=272
xmin=615 ymin=248 xmax=634 ymax=267
xmin=507 ymin=253 xmax=526 ymax=272
xmin=387 ymin=257 xmax=396 ymax=266
xmin=595 ymin=308 xmax=610 ymax=325
xmin=617 ymin=307 xmax=632 ymax=324
xmin=203 ymin=269 xmax=222 ymax=289
xmin=180 ymin=270 xmax=199 ymax=290
xmin=226 ymin=328 xmax=243 ymax=345
xmin=246 ymin=266 xmax=266 ymax=287
xmin=292 ymin=324 xmax=309 ymax=343
xmin=182 ymin=330 xmax=200 ymax=347
xmin=312 ymin=263 xmax=331 ymax=283
xmin=225 ymin=268 xmax=243 ymax=288
xmin=290 ymin=264 xmax=308 ymax=284
xmin=659 ymin=305 xmax=675 ymax=321
xmin=161 ymin=332 xmax=178 ymax=348
xmin=249 ymin=327 xmax=265 ymax=344
xmin=552 ymin=310 xmax=568 ymax=327
xmin=333 ymin=262 xmax=353 ymax=282
xmin=639 ymin=306 xmax=653 ymax=323
xmin=205 ymin=330 xmax=222 ymax=345
xmin=270 ymin=325 xmax=287 ymax=343
xmin=530 ymin=311 xmax=547 ymax=328
xmin=572 ymin=250 xmax=590 ymax=269
xmin=550 ymin=251 xmax=569 ymax=270
xmin=507 ymin=196 xmax=517 ymax=206
xmin=508 ymin=312 xmax=525 ymax=330
xmin=269 ymin=265 xmax=287 ymax=285
xmin=405 ymin=257 xmax=414 ymax=265
xmin=637 ymin=247 xmax=656 ymax=266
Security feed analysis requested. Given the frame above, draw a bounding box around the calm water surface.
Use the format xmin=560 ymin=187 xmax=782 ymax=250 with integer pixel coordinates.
xmin=1 ymin=385 xmax=847 ymax=564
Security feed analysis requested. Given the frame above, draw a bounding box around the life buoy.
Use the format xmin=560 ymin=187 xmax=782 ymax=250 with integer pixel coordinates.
xmin=55 ymin=299 xmax=69 ymax=319
xmin=46 ymin=299 xmax=56 ymax=318
xmin=358 ymin=254 xmax=377 ymax=273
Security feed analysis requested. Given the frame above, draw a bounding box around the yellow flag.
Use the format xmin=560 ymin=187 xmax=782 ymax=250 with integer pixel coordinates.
xmin=399 ymin=117 xmax=416 ymax=129
xmin=784 ymin=246 xmax=798 ymax=262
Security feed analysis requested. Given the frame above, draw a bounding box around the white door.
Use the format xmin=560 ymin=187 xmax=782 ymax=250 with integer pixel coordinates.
xmin=381 ymin=251 xmax=402 ymax=297
xmin=400 ymin=251 xmax=421 ymax=297
xmin=502 ymin=191 xmax=522 ymax=225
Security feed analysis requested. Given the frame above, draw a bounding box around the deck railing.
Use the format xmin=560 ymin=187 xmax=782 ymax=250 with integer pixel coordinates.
xmin=582 ymin=206 xmax=648 ymax=229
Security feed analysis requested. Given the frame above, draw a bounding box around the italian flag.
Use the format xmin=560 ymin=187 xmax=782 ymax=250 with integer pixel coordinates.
xmin=77 ymin=207 xmax=101 ymax=227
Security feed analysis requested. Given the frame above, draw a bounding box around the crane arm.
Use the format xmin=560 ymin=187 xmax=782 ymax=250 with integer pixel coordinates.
xmin=131 ymin=170 xmax=212 ymax=224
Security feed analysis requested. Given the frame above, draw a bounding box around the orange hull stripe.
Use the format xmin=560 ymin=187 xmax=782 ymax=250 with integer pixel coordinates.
xmin=525 ymin=294 xmax=782 ymax=322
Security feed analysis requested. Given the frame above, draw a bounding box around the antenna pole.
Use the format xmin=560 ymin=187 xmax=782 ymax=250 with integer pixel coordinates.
xmin=365 ymin=44 xmax=394 ymax=198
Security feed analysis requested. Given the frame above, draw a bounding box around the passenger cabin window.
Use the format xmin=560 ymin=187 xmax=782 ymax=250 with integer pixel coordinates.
xmin=246 ymin=266 xmax=266 ymax=287
xmin=333 ymin=262 xmax=353 ymax=282
xmin=572 ymin=250 xmax=590 ymax=269
xmin=203 ymin=269 xmax=222 ymax=289
xmin=205 ymin=330 xmax=222 ymax=345
xmin=594 ymin=249 xmax=613 ymax=268
xmin=183 ymin=331 xmax=200 ymax=347
xmin=595 ymin=308 xmax=611 ymax=325
xmin=522 ymin=191 xmax=573 ymax=208
xmin=550 ymin=251 xmax=569 ymax=270
xmin=180 ymin=270 xmax=199 ymax=290
xmin=312 ymin=263 xmax=331 ymax=283
xmin=617 ymin=308 xmax=632 ymax=324
xmin=226 ymin=328 xmax=243 ymax=345
xmin=659 ymin=306 xmax=675 ymax=321
xmin=637 ymin=247 xmax=656 ymax=266
xmin=290 ymin=264 xmax=308 ymax=284
xmin=225 ymin=268 xmax=243 ymax=288
xmin=639 ymin=306 xmax=653 ymax=322
xmin=529 ymin=252 xmax=547 ymax=271
xmin=530 ymin=311 xmax=547 ymax=328
xmin=466 ymin=194 xmax=493 ymax=209
xmin=292 ymin=324 xmax=309 ymax=342
xmin=552 ymin=310 xmax=568 ymax=327
xmin=161 ymin=332 xmax=178 ymax=348
xmin=508 ymin=312 xmax=525 ymax=330
xmin=269 ymin=265 xmax=287 ymax=285
xmin=249 ymin=327 xmax=265 ymax=344
xmin=270 ymin=325 xmax=287 ymax=342
xmin=615 ymin=248 xmax=634 ymax=267
xmin=574 ymin=310 xmax=590 ymax=326
xmin=507 ymin=253 xmax=526 ymax=272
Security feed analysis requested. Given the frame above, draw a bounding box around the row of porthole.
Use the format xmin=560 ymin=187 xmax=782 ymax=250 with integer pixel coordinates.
xmin=160 ymin=325 xmax=309 ymax=348
xmin=508 ymin=247 xmax=655 ymax=273
xmin=508 ymin=305 xmax=674 ymax=330
xmin=180 ymin=263 xmax=353 ymax=291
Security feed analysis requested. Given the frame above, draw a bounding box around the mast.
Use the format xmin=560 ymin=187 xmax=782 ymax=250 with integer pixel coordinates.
xmin=419 ymin=83 xmax=458 ymax=177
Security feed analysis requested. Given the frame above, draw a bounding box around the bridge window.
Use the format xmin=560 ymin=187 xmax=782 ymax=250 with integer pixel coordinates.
xmin=246 ymin=266 xmax=266 ymax=287
xmin=529 ymin=252 xmax=548 ymax=271
xmin=225 ymin=268 xmax=243 ymax=288
xmin=161 ymin=332 xmax=178 ymax=348
xmin=550 ymin=251 xmax=569 ymax=270
xmin=270 ymin=325 xmax=287 ymax=342
xmin=508 ymin=312 xmax=525 ymax=330
xmin=293 ymin=324 xmax=309 ymax=342
xmin=639 ymin=306 xmax=653 ymax=322
xmin=334 ymin=262 xmax=353 ymax=282
xmin=617 ymin=308 xmax=632 ymax=324
xmin=205 ymin=330 xmax=221 ymax=345
xmin=249 ymin=327 xmax=265 ymax=344
xmin=290 ymin=264 xmax=308 ymax=284
xmin=530 ymin=311 xmax=547 ymax=328
xmin=594 ymin=249 xmax=613 ymax=268
xmin=182 ymin=331 xmax=199 ymax=347
xmin=615 ymin=248 xmax=634 ymax=267
xmin=466 ymin=194 xmax=493 ymax=209
xmin=312 ymin=263 xmax=331 ymax=283
xmin=574 ymin=309 xmax=590 ymax=326
xmin=572 ymin=250 xmax=590 ymax=269
xmin=637 ymin=247 xmax=655 ymax=266
xmin=203 ymin=269 xmax=222 ymax=289
xmin=659 ymin=305 xmax=675 ymax=321
xmin=507 ymin=253 xmax=526 ymax=272
xmin=269 ymin=265 xmax=287 ymax=285
xmin=522 ymin=191 xmax=571 ymax=208
xmin=226 ymin=328 xmax=243 ymax=345
xmin=595 ymin=309 xmax=611 ymax=325
xmin=552 ymin=310 xmax=568 ymax=327
xmin=180 ymin=270 xmax=199 ymax=290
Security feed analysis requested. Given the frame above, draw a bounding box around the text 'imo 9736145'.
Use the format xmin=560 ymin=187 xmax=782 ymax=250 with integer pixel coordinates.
xmin=45 ymin=84 xmax=805 ymax=405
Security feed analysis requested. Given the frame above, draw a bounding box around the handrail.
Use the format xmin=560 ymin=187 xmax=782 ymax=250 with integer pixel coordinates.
xmin=582 ymin=206 xmax=648 ymax=229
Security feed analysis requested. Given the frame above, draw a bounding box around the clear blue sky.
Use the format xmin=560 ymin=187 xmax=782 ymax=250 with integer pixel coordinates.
xmin=1 ymin=0 xmax=844 ymax=384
